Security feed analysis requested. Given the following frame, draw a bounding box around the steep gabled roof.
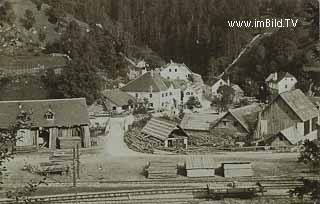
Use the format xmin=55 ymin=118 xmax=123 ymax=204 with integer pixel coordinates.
xmin=102 ymin=89 xmax=136 ymax=107
xmin=278 ymin=89 xmax=318 ymax=121
xmin=142 ymin=118 xmax=177 ymax=141
xmin=265 ymin=72 xmax=296 ymax=83
xmin=207 ymin=77 xmax=226 ymax=87
xmin=279 ymin=126 xmax=303 ymax=145
xmin=0 ymin=98 xmax=90 ymax=129
xmin=180 ymin=113 xmax=221 ymax=131
xmin=162 ymin=61 xmax=192 ymax=73
xmin=120 ymin=71 xmax=168 ymax=92
xmin=229 ymin=103 xmax=262 ymax=133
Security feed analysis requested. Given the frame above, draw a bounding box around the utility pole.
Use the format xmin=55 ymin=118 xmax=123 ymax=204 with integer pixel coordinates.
xmin=76 ymin=144 xmax=80 ymax=179
xmin=72 ymin=148 xmax=76 ymax=187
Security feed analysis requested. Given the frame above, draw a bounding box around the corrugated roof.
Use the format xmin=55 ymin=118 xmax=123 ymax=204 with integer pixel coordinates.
xmin=142 ymin=118 xmax=177 ymax=141
xmin=279 ymin=89 xmax=318 ymax=121
xmin=180 ymin=113 xmax=221 ymax=131
xmin=0 ymin=98 xmax=90 ymax=128
xmin=185 ymin=155 xmax=216 ymax=170
xmin=102 ymin=89 xmax=136 ymax=107
xmin=120 ymin=71 xmax=168 ymax=92
xmin=228 ymin=103 xmax=263 ymax=132
xmin=279 ymin=126 xmax=303 ymax=145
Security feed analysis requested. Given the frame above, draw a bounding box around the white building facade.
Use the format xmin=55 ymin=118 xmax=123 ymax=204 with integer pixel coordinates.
xmin=160 ymin=61 xmax=193 ymax=81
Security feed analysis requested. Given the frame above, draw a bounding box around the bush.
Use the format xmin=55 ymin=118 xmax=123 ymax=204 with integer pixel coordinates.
xmin=20 ymin=9 xmax=36 ymax=30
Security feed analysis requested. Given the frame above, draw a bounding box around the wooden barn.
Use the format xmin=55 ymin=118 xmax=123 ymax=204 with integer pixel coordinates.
xmin=213 ymin=104 xmax=262 ymax=142
xmin=101 ymin=89 xmax=136 ymax=114
xmin=142 ymin=117 xmax=188 ymax=149
xmin=0 ymin=98 xmax=91 ymax=152
xmin=258 ymin=89 xmax=319 ymax=141
xmin=222 ymin=162 xmax=253 ymax=178
xmin=185 ymin=155 xmax=217 ymax=177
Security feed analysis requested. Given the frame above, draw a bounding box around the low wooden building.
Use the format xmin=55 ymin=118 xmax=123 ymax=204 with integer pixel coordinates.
xmin=142 ymin=117 xmax=188 ymax=149
xmin=222 ymin=162 xmax=253 ymax=178
xmin=101 ymin=89 xmax=136 ymax=114
xmin=147 ymin=161 xmax=177 ymax=179
xmin=213 ymin=104 xmax=263 ymax=143
xmin=0 ymin=98 xmax=91 ymax=152
xmin=185 ymin=155 xmax=217 ymax=177
xmin=264 ymin=126 xmax=303 ymax=147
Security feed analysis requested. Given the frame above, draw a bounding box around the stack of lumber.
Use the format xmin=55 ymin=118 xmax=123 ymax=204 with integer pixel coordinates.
xmin=222 ymin=162 xmax=253 ymax=178
xmin=147 ymin=161 xmax=177 ymax=179
xmin=124 ymin=129 xmax=155 ymax=154
xmin=58 ymin=137 xmax=81 ymax=149
xmin=188 ymin=130 xmax=238 ymax=147
xmin=49 ymin=151 xmax=74 ymax=163
xmin=15 ymin=145 xmax=37 ymax=153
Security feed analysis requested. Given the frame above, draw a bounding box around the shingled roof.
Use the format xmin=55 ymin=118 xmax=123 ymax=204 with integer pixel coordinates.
xmin=265 ymin=72 xmax=295 ymax=83
xmin=180 ymin=113 xmax=221 ymax=131
xmin=120 ymin=71 xmax=168 ymax=92
xmin=0 ymin=98 xmax=90 ymax=129
xmin=102 ymin=89 xmax=136 ymax=107
xmin=278 ymin=89 xmax=318 ymax=121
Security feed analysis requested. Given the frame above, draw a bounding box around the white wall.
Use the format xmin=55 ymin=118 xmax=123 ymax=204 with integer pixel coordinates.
xmin=160 ymin=64 xmax=192 ymax=81
xmin=211 ymin=79 xmax=228 ymax=96
xmin=278 ymin=77 xmax=297 ymax=94
xmin=187 ymin=169 xmax=215 ymax=177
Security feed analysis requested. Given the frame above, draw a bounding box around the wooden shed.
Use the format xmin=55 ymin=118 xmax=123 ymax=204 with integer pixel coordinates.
xmin=185 ymin=156 xmax=217 ymax=177
xmin=147 ymin=161 xmax=177 ymax=179
xmin=142 ymin=117 xmax=189 ymax=149
xmin=222 ymin=162 xmax=253 ymax=178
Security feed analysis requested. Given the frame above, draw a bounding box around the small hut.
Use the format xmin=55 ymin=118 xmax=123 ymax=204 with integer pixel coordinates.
xmin=185 ymin=156 xmax=217 ymax=177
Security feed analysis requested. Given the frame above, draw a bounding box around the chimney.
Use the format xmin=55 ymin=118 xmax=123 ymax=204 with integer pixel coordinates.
xmin=273 ymin=72 xmax=278 ymax=81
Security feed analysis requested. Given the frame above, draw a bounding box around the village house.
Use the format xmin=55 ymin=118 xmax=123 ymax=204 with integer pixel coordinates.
xmin=123 ymin=55 xmax=148 ymax=80
xmin=265 ymin=72 xmax=297 ymax=95
xmin=120 ymin=71 xmax=181 ymax=111
xmin=101 ymin=89 xmax=137 ymax=114
xmin=257 ymin=89 xmax=319 ymax=143
xmin=160 ymin=60 xmax=193 ymax=81
xmin=142 ymin=117 xmax=189 ymax=149
xmin=206 ymin=77 xmax=229 ymax=98
xmin=213 ymin=103 xmax=263 ymax=143
xmin=0 ymin=98 xmax=91 ymax=152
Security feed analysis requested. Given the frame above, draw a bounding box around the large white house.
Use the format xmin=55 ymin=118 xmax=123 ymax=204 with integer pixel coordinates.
xmin=160 ymin=61 xmax=193 ymax=81
xmin=120 ymin=71 xmax=181 ymax=111
xmin=265 ymin=72 xmax=297 ymax=94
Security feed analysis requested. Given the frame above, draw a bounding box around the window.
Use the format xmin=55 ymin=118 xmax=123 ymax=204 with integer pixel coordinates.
xmin=149 ymin=103 xmax=153 ymax=107
xmin=162 ymin=93 xmax=165 ymax=97
xmin=112 ymin=107 xmax=117 ymax=111
xmin=175 ymin=69 xmax=177 ymax=72
xmin=135 ymin=93 xmax=139 ymax=98
xmin=44 ymin=110 xmax=54 ymax=120
xmin=285 ymin=85 xmax=288 ymax=89
xmin=149 ymin=93 xmax=153 ymax=98
xmin=162 ymin=103 xmax=164 ymax=107
xmin=170 ymin=92 xmax=172 ymax=96
xmin=312 ymin=117 xmax=318 ymax=131
xmin=166 ymin=93 xmax=168 ymax=97
xmin=234 ymin=121 xmax=238 ymax=127
xmin=304 ymin=120 xmax=310 ymax=135
xmin=191 ymin=92 xmax=193 ymax=95
xmin=223 ymin=121 xmax=227 ymax=126
xmin=186 ymin=92 xmax=190 ymax=96
xmin=220 ymin=82 xmax=223 ymax=85
xmin=169 ymin=69 xmax=172 ymax=72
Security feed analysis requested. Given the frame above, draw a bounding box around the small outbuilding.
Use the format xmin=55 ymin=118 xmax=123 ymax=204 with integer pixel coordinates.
xmin=185 ymin=155 xmax=217 ymax=177
xmin=142 ymin=117 xmax=189 ymax=149
xmin=101 ymin=89 xmax=136 ymax=114
xmin=265 ymin=126 xmax=303 ymax=147
xmin=222 ymin=162 xmax=253 ymax=178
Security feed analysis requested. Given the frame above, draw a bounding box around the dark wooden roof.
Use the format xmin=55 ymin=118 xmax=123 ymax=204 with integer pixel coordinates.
xmin=120 ymin=71 xmax=168 ymax=92
xmin=0 ymin=98 xmax=89 ymax=128
xmin=102 ymin=89 xmax=136 ymax=107
xmin=279 ymin=89 xmax=318 ymax=121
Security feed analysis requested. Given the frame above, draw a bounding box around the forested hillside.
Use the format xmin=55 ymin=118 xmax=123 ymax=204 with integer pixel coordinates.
xmin=0 ymin=0 xmax=319 ymax=102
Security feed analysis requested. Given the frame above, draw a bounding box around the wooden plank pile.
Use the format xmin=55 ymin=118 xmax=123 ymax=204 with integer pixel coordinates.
xmin=124 ymin=129 xmax=155 ymax=154
xmin=58 ymin=137 xmax=81 ymax=149
xmin=49 ymin=151 xmax=74 ymax=163
xmin=222 ymin=162 xmax=253 ymax=178
xmin=147 ymin=161 xmax=177 ymax=179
